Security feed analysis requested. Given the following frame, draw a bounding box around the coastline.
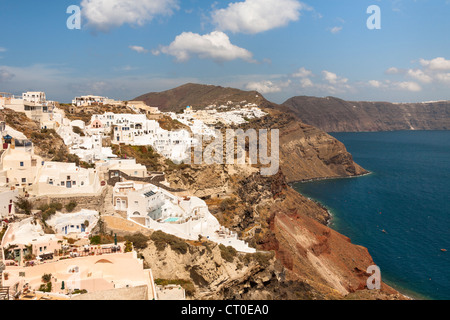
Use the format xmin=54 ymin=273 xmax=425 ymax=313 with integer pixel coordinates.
xmin=290 ymin=172 xmax=427 ymax=301
xmin=288 ymin=171 xmax=373 ymax=226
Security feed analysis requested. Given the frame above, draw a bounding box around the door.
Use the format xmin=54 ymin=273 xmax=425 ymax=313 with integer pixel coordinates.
xmin=66 ymin=181 xmax=72 ymax=188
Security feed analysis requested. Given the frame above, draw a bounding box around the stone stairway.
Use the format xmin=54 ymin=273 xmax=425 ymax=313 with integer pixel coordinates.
xmin=102 ymin=186 xmax=116 ymax=216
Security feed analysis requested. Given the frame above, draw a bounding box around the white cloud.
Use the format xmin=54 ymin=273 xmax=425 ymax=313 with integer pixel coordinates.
xmin=386 ymin=57 xmax=450 ymax=87
xmin=434 ymin=72 xmax=450 ymax=84
xmin=419 ymin=57 xmax=450 ymax=71
xmin=246 ymin=80 xmax=282 ymax=93
xmin=157 ymin=31 xmax=254 ymax=63
xmin=385 ymin=67 xmax=403 ymax=75
xmin=322 ymin=70 xmax=348 ymax=85
xmin=368 ymin=80 xmax=384 ymax=88
xmin=81 ymin=0 xmax=179 ymax=31
xmin=394 ymin=81 xmax=422 ymax=92
xmin=406 ymin=69 xmax=433 ymax=84
xmin=329 ymin=26 xmax=343 ymax=34
xmin=212 ymin=0 xmax=304 ymax=34
xmin=292 ymin=67 xmax=312 ymax=78
xmin=300 ymin=77 xmax=313 ymax=88
xmin=368 ymin=79 xmax=421 ymax=92
xmin=129 ymin=45 xmax=148 ymax=54
xmin=0 ymin=47 xmax=6 ymax=53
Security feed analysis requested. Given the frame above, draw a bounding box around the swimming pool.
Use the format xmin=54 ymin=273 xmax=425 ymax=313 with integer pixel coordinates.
xmin=164 ymin=217 xmax=180 ymax=223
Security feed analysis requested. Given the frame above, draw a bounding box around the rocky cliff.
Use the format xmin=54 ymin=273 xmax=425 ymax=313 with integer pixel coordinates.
xmin=282 ymin=96 xmax=450 ymax=132
xmin=136 ymin=84 xmax=368 ymax=183
xmin=125 ymin=84 xmax=404 ymax=299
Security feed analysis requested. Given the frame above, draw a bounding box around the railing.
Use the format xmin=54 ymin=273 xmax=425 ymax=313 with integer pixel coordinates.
xmin=0 ymin=287 xmax=10 ymax=300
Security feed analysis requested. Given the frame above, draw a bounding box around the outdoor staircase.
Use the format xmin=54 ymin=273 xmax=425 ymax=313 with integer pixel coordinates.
xmin=102 ymin=186 xmax=116 ymax=216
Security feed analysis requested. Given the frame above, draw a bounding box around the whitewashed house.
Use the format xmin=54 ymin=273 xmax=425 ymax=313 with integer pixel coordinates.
xmin=0 ymin=187 xmax=19 ymax=219
xmin=46 ymin=209 xmax=99 ymax=237
xmin=113 ymin=182 xmax=255 ymax=253
xmin=0 ymin=140 xmax=44 ymax=192
xmin=34 ymin=161 xmax=102 ymax=196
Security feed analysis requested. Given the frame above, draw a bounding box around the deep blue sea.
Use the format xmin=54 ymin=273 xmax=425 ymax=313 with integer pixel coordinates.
xmin=293 ymin=131 xmax=450 ymax=300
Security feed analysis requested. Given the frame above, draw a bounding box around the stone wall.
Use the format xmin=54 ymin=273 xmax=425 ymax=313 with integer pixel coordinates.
xmin=30 ymin=187 xmax=108 ymax=214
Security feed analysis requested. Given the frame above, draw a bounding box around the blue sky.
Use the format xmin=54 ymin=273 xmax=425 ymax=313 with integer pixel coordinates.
xmin=1 ymin=0 xmax=450 ymax=104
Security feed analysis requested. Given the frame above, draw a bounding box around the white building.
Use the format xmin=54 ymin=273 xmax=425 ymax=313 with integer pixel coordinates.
xmin=34 ymin=161 xmax=102 ymax=196
xmin=0 ymin=140 xmax=44 ymax=192
xmin=72 ymin=95 xmax=122 ymax=107
xmin=46 ymin=209 xmax=99 ymax=238
xmin=3 ymin=92 xmax=58 ymax=130
xmin=0 ymin=187 xmax=19 ymax=219
xmin=22 ymin=92 xmax=46 ymax=104
xmin=96 ymin=158 xmax=147 ymax=179
xmin=113 ymin=182 xmax=255 ymax=253
xmin=0 ymin=141 xmax=102 ymax=197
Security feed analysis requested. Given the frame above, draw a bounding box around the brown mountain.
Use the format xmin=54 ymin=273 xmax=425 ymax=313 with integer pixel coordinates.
xmin=135 ymin=83 xmax=268 ymax=113
xmin=282 ymin=96 xmax=450 ymax=132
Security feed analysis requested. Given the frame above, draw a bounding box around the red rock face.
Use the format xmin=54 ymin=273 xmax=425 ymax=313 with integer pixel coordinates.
xmin=260 ymin=187 xmax=398 ymax=297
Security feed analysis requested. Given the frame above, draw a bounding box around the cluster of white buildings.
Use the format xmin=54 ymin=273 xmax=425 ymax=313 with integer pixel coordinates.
xmin=0 ymin=139 xmax=102 ymax=198
xmin=1 ymin=215 xmax=157 ymax=300
xmin=0 ymin=91 xmax=264 ymax=300
xmin=56 ymin=117 xmax=117 ymax=164
xmin=169 ymin=105 xmax=267 ymax=127
xmin=0 ymin=91 xmax=61 ymax=130
xmin=113 ymin=181 xmax=256 ymax=253
xmin=72 ymin=95 xmax=122 ymax=107
xmin=88 ymin=113 xmax=195 ymax=162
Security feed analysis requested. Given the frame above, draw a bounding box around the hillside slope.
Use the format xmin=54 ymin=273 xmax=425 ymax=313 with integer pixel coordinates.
xmin=283 ymin=96 xmax=450 ymax=132
xmin=135 ymin=83 xmax=267 ymax=112
xmin=135 ymin=84 xmax=367 ymax=182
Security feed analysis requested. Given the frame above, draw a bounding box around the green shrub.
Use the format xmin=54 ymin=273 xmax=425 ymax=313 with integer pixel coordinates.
xmin=154 ymin=279 xmax=196 ymax=297
xmin=124 ymin=241 xmax=133 ymax=253
xmin=219 ymin=244 xmax=237 ymax=262
xmin=72 ymin=126 xmax=85 ymax=137
xmin=65 ymin=201 xmax=77 ymax=213
xmin=39 ymin=282 xmax=52 ymax=293
xmin=0 ymin=228 xmax=6 ymax=242
xmin=90 ymin=235 xmax=101 ymax=245
xmin=72 ymin=289 xmax=88 ymax=295
xmin=41 ymin=274 xmax=52 ymax=283
xmin=14 ymin=198 xmax=33 ymax=215
xmin=150 ymin=230 xmax=188 ymax=254
xmin=124 ymin=233 xmax=150 ymax=250
xmin=219 ymin=198 xmax=237 ymax=212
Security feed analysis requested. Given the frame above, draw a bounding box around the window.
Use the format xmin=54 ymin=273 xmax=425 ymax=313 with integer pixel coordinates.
xmin=61 ymin=181 xmax=65 ymax=186
xmin=20 ymin=162 xmax=24 ymax=167
xmin=22 ymin=178 xmax=26 ymax=183
xmin=73 ymin=181 xmax=76 ymax=186
xmin=67 ymin=176 xmax=71 ymax=180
